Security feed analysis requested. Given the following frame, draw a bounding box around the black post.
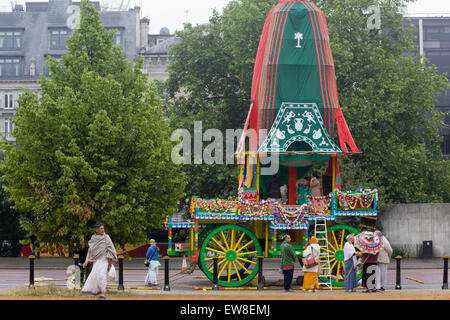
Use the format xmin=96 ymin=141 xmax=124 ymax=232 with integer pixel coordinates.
xmin=443 ymin=256 xmax=449 ymax=290
xmin=212 ymin=257 xmax=219 ymax=291
xmin=29 ymin=255 xmax=35 ymax=288
xmin=163 ymin=256 xmax=170 ymax=291
xmin=257 ymin=256 xmax=264 ymax=290
xmin=395 ymin=256 xmax=402 ymax=290
xmin=73 ymin=254 xmax=79 ymax=268
xmin=118 ymin=255 xmax=124 ymax=291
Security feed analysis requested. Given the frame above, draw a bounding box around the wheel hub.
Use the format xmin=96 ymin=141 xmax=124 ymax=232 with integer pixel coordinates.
xmin=335 ymin=250 xmax=345 ymax=261
xmin=225 ymin=250 xmax=237 ymax=262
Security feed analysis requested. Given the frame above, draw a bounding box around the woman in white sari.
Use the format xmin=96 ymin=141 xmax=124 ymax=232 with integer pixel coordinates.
xmin=82 ymin=222 xmax=117 ymax=299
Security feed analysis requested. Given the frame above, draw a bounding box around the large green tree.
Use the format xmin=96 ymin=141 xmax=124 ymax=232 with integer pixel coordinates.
xmin=0 ymin=0 xmax=186 ymax=252
xmin=315 ymin=0 xmax=450 ymax=205
xmin=165 ymin=0 xmax=449 ymax=207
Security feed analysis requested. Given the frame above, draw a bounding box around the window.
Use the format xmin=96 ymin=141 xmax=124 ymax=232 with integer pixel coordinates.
xmin=0 ymin=57 xmax=21 ymax=77
xmin=157 ymin=38 xmax=165 ymax=44
xmin=113 ymin=30 xmax=122 ymax=46
xmin=4 ymin=93 xmax=13 ymax=109
xmin=4 ymin=118 xmax=13 ymax=137
xmin=50 ymin=29 xmax=68 ymax=49
xmin=106 ymin=28 xmax=123 ymax=47
xmin=45 ymin=55 xmax=62 ymax=76
xmin=0 ymin=30 xmax=22 ymax=50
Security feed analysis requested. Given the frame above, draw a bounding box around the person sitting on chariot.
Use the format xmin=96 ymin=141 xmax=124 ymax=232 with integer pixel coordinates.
xmin=296 ymin=178 xmax=311 ymax=205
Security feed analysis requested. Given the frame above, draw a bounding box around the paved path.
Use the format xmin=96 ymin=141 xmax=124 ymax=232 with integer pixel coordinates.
xmin=0 ymin=257 xmax=447 ymax=292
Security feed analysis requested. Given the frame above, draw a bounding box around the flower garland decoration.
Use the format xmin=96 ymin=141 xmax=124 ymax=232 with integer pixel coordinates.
xmin=196 ymin=198 xmax=238 ymax=216
xmin=275 ymin=203 xmax=308 ymax=227
xmin=238 ymin=199 xmax=273 ymax=219
xmin=336 ymin=189 xmax=378 ymax=211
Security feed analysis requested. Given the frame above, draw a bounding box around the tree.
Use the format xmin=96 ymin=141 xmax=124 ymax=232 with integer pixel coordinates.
xmin=0 ymin=0 xmax=186 ymax=253
xmin=165 ymin=0 xmax=449 ymax=206
xmin=0 ymin=152 xmax=25 ymax=256
xmin=165 ymin=0 xmax=277 ymax=199
xmin=314 ymin=0 xmax=450 ymax=205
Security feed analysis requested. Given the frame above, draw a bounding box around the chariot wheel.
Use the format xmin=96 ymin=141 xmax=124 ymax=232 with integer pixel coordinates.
xmin=198 ymin=224 xmax=262 ymax=287
xmin=316 ymin=224 xmax=362 ymax=287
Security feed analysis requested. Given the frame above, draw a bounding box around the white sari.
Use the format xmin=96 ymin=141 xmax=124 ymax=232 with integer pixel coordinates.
xmin=81 ymin=233 xmax=117 ymax=295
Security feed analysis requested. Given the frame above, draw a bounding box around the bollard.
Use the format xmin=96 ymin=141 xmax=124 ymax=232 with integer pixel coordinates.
xmin=257 ymin=256 xmax=264 ymax=290
xmin=443 ymin=256 xmax=449 ymax=290
xmin=212 ymin=257 xmax=219 ymax=291
xmin=29 ymin=255 xmax=35 ymax=288
xmin=73 ymin=254 xmax=79 ymax=268
xmin=163 ymin=256 xmax=170 ymax=291
xmin=118 ymin=255 xmax=124 ymax=291
xmin=395 ymin=256 xmax=402 ymax=290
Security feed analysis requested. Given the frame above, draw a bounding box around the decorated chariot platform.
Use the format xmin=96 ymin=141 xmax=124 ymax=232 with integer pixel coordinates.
xmin=165 ymin=0 xmax=380 ymax=289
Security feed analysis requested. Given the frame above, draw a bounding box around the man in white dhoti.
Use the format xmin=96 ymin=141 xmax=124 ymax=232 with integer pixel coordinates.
xmin=82 ymin=222 xmax=117 ymax=299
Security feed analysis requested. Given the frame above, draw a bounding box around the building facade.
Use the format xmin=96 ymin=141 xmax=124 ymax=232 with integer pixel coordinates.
xmin=141 ymin=28 xmax=180 ymax=83
xmin=407 ymin=16 xmax=450 ymax=159
xmin=0 ymin=0 xmax=144 ymax=143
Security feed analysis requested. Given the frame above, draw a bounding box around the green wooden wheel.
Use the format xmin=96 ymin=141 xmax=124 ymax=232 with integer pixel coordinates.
xmin=199 ymin=224 xmax=262 ymax=287
xmin=316 ymin=224 xmax=362 ymax=287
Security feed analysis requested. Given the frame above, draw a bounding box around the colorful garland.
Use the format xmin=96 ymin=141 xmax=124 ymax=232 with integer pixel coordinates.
xmin=336 ymin=189 xmax=378 ymax=211
xmin=275 ymin=203 xmax=308 ymax=227
xmin=238 ymin=199 xmax=274 ymax=218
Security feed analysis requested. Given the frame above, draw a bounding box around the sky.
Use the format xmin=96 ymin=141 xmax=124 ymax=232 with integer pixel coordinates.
xmin=1 ymin=0 xmax=450 ymax=34
xmin=141 ymin=0 xmax=450 ymax=34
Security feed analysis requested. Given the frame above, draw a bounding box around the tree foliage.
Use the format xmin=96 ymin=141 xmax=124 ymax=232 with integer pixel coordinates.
xmin=164 ymin=0 xmax=449 ymax=207
xmin=315 ymin=0 xmax=450 ymax=205
xmin=0 ymin=0 xmax=186 ymax=252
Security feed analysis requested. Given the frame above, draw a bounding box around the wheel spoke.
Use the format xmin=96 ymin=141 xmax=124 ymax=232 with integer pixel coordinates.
xmin=206 ymin=247 xmax=225 ymax=255
xmin=237 ymin=250 xmax=258 ymax=256
xmin=336 ymin=258 xmax=341 ymax=277
xmin=207 ymin=257 xmax=227 ymax=272
xmin=236 ymin=240 xmax=254 ymax=253
xmin=329 ymin=260 xmax=338 ymax=276
xmin=227 ymin=261 xmax=232 ymax=283
xmin=332 ymin=231 xmax=339 ymax=250
xmin=218 ymin=261 xmax=229 ymax=278
xmin=235 ymin=259 xmax=251 ymax=274
xmin=237 ymin=257 xmax=257 ymax=265
xmin=220 ymin=231 xmax=230 ymax=250
xmin=340 ymin=230 xmax=345 ymax=250
xmin=205 ymin=255 xmax=225 ymax=261
xmin=211 ymin=236 xmax=228 ymax=253
xmin=233 ymin=232 xmax=246 ymax=251
xmin=232 ymin=261 xmax=242 ymax=281
xmin=230 ymin=229 xmax=235 ymax=250
xmin=327 ymin=240 xmax=337 ymax=252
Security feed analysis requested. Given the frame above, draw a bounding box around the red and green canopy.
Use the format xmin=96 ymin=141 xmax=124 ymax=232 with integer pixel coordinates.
xmin=237 ymin=0 xmax=359 ymax=156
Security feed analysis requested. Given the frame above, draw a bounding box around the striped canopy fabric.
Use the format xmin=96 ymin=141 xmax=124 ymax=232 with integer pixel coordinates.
xmin=238 ymin=0 xmax=359 ymax=155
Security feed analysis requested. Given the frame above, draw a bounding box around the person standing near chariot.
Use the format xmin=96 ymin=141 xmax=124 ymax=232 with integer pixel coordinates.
xmin=375 ymin=230 xmax=392 ymax=291
xmin=343 ymin=234 xmax=360 ymax=292
xmin=144 ymin=239 xmax=161 ymax=287
xmin=301 ymin=236 xmax=320 ymax=292
xmin=280 ymin=234 xmax=296 ymax=292
xmin=82 ymin=222 xmax=118 ymax=300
